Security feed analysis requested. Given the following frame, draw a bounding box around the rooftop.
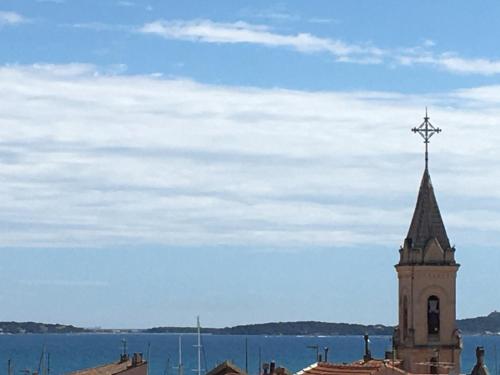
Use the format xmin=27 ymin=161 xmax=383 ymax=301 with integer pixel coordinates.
xmin=67 ymin=357 xmax=146 ymax=375
xmin=295 ymin=360 xmax=406 ymax=375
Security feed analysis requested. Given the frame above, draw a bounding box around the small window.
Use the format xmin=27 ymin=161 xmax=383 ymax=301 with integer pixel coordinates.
xmin=427 ymin=295 xmax=440 ymax=334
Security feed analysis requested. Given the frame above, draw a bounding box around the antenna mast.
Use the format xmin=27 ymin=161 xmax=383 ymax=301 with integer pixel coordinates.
xmin=146 ymin=342 xmax=151 ymax=375
xmin=37 ymin=346 xmax=46 ymax=375
xmin=245 ymin=338 xmax=248 ymax=375
xmin=178 ymin=336 xmax=183 ymax=375
xmin=307 ymin=345 xmax=320 ymax=362
xmin=495 ymin=344 xmax=498 ymax=375
xmin=258 ymin=347 xmax=262 ymax=375
xmin=193 ymin=316 xmax=202 ymax=375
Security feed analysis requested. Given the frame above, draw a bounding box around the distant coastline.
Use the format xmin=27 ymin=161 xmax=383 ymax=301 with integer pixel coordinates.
xmin=2 ymin=311 xmax=499 ymax=336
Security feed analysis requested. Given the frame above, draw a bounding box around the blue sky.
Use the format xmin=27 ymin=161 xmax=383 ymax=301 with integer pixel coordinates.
xmin=1 ymin=1 xmax=500 ymax=328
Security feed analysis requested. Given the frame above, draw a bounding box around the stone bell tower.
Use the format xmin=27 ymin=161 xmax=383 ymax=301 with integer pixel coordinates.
xmin=394 ymin=112 xmax=462 ymax=374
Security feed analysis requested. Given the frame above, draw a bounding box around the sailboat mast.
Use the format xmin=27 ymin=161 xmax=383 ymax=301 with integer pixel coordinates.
xmin=197 ymin=316 xmax=201 ymax=375
xmin=178 ymin=336 xmax=183 ymax=375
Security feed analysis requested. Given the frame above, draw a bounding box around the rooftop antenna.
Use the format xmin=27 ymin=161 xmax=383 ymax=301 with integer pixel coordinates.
xmin=146 ymin=342 xmax=151 ymax=375
xmin=411 ymin=107 xmax=442 ymax=171
xmin=37 ymin=346 xmax=46 ymax=375
xmin=121 ymin=339 xmax=128 ymax=361
xmin=245 ymin=337 xmax=249 ymax=374
xmin=258 ymin=346 xmax=262 ymax=375
xmin=164 ymin=357 xmax=171 ymax=375
xmin=495 ymin=344 xmax=498 ymax=375
xmin=307 ymin=345 xmax=320 ymax=362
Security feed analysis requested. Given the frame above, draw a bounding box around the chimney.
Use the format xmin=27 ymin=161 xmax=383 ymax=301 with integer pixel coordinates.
xmin=470 ymin=346 xmax=490 ymax=375
xmin=263 ymin=363 xmax=270 ymax=375
xmin=270 ymin=361 xmax=276 ymax=374
xmin=363 ymin=334 xmax=372 ymax=362
xmin=131 ymin=353 xmax=143 ymax=367
xmin=324 ymin=347 xmax=329 ymax=363
xmin=476 ymin=347 xmax=485 ymax=366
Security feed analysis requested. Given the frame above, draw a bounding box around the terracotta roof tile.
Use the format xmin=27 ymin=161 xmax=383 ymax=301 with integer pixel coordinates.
xmin=67 ymin=360 xmax=145 ymax=375
xmin=295 ymin=360 xmax=407 ymax=375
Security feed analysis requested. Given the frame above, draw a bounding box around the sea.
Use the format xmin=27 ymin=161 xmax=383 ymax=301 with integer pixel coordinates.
xmin=0 ymin=334 xmax=499 ymax=375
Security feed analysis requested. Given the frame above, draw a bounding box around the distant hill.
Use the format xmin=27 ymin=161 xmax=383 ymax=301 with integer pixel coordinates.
xmin=0 ymin=321 xmax=85 ymax=334
xmin=457 ymin=311 xmax=500 ymax=334
xmin=148 ymin=311 xmax=500 ymax=336
xmin=2 ymin=311 xmax=500 ymax=335
xmin=146 ymin=321 xmax=393 ymax=335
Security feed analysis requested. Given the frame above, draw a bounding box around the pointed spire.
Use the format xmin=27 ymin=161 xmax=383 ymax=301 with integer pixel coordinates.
xmin=406 ymin=168 xmax=451 ymax=250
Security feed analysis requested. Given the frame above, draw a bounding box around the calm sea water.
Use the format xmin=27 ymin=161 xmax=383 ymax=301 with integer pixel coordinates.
xmin=0 ymin=334 xmax=499 ymax=375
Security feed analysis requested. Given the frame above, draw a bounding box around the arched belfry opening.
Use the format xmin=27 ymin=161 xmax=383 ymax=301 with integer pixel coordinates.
xmin=427 ymin=295 xmax=440 ymax=335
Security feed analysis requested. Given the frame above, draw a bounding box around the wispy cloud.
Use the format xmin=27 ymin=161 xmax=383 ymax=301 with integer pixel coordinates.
xmin=0 ymin=11 xmax=27 ymax=25
xmin=308 ymin=18 xmax=336 ymax=24
xmin=1 ymin=64 xmax=500 ymax=249
xmin=138 ymin=19 xmax=500 ymax=75
xmin=19 ymin=279 xmax=109 ymax=287
xmin=139 ymin=19 xmax=383 ymax=60
xmin=397 ymin=51 xmax=500 ymax=76
xmin=36 ymin=0 xmax=65 ymax=3
xmin=117 ymin=0 xmax=135 ymax=7
xmin=434 ymin=56 xmax=500 ymax=75
xmin=67 ymin=22 xmax=131 ymax=32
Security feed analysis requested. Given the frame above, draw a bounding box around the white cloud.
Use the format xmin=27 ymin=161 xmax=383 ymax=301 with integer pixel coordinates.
xmin=1 ymin=64 xmax=500 ymax=250
xmin=397 ymin=52 xmax=500 ymax=76
xmin=138 ymin=19 xmax=500 ymax=76
xmin=139 ymin=19 xmax=383 ymax=59
xmin=436 ymin=55 xmax=500 ymax=75
xmin=0 ymin=11 xmax=27 ymax=25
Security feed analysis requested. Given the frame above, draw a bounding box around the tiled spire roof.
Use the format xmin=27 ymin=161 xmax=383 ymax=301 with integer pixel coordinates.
xmin=406 ymin=168 xmax=451 ymax=250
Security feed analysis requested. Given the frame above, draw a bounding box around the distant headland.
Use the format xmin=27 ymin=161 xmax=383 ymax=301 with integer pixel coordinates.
xmin=2 ymin=311 xmax=499 ymax=335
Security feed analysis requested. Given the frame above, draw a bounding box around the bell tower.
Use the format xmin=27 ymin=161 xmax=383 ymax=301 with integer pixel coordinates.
xmin=394 ymin=112 xmax=462 ymax=374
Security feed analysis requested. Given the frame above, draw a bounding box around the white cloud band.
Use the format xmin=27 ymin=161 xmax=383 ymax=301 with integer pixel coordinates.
xmin=1 ymin=64 xmax=500 ymax=249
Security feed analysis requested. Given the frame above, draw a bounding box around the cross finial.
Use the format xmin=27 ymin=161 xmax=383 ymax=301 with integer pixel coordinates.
xmin=411 ymin=108 xmax=441 ymax=170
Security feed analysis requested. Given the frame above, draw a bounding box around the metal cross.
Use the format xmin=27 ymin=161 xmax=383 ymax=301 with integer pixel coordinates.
xmin=411 ymin=108 xmax=441 ymax=170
